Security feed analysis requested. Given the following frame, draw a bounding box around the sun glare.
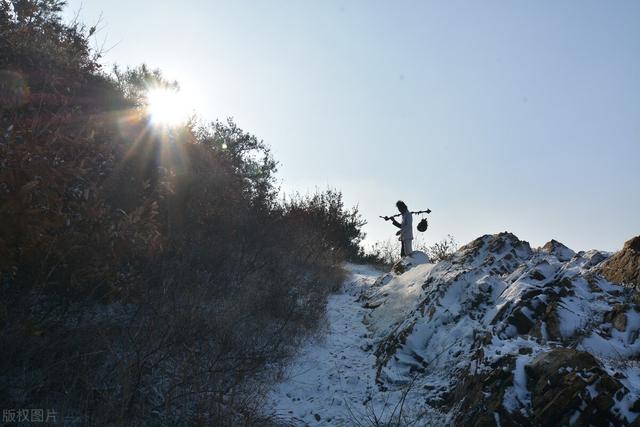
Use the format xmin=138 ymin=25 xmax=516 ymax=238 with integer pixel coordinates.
xmin=146 ymin=88 xmax=191 ymax=126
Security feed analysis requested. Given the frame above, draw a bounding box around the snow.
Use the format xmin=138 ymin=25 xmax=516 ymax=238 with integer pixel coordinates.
xmin=503 ymin=354 xmax=532 ymax=415
xmin=556 ymin=299 xmax=586 ymax=339
xmin=364 ymin=262 xmax=435 ymax=336
xmin=267 ymin=263 xmax=446 ymax=426
xmin=268 ymin=233 xmax=640 ymax=425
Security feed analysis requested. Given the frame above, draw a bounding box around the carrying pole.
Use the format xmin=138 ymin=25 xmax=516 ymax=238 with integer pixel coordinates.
xmin=379 ymin=209 xmax=431 ymax=220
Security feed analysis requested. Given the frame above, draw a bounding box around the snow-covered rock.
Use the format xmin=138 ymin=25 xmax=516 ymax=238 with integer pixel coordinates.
xmin=391 ymin=250 xmax=430 ymax=274
xmin=361 ymin=232 xmax=640 ymax=426
xmin=541 ymin=239 xmax=576 ymax=262
xmin=269 ymin=233 xmax=640 ymax=426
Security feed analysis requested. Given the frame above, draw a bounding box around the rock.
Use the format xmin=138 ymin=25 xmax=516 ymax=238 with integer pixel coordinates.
xmin=453 ymin=232 xmax=533 ymax=274
xmin=447 ymin=355 xmax=526 ymax=426
xmin=392 ymin=251 xmax=429 ymax=275
xmin=582 ymin=249 xmax=609 ymax=267
xmin=596 ymin=375 xmax=622 ymax=394
xmin=541 ymin=302 xmax=563 ymax=341
xmin=482 ymin=332 xmax=493 ymax=345
xmin=631 ymin=398 xmax=640 ymax=413
xmin=392 ymin=261 xmax=406 ymax=275
xmin=363 ymin=301 xmax=383 ymax=309
xmin=372 ymin=273 xmax=393 ymax=288
xmin=541 ymin=239 xmax=576 ymax=262
xmin=508 ymin=309 xmax=534 ymax=335
xmin=525 ymin=349 xmax=598 ymax=382
xmin=407 ymin=250 xmax=430 ymax=265
xmin=605 ymin=304 xmax=629 ymax=332
xmin=601 ymin=235 xmax=640 ymax=288
xmin=367 ymin=232 xmax=638 ymax=427
xmin=525 ymin=349 xmax=625 ymax=426
xmin=592 ymin=393 xmax=614 ymax=412
xmin=518 ymin=347 xmax=533 ymax=355
xmin=529 ymin=269 xmax=546 ymax=281
xmin=314 ymin=413 xmax=321 ymax=421
xmin=613 ymin=313 xmax=628 ymax=332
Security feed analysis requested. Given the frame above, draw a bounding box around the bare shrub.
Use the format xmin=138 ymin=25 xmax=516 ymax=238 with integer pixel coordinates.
xmin=412 ymin=234 xmax=459 ymax=263
xmin=364 ymin=239 xmax=401 ymax=266
xmin=344 ymin=375 xmax=427 ymax=427
xmin=365 ymin=234 xmax=459 ymax=266
xmin=426 ymin=234 xmax=458 ymax=262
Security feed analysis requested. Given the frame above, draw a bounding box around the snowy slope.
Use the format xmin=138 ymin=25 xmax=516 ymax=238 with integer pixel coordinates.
xmin=366 ymin=232 xmax=640 ymax=426
xmin=269 ymin=233 xmax=640 ymax=426
xmin=268 ymin=263 xmax=446 ymax=426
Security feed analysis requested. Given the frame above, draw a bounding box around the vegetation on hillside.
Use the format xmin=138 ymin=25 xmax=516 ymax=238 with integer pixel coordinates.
xmin=0 ymin=1 xmax=366 ymax=423
xmin=366 ymin=234 xmax=459 ymax=266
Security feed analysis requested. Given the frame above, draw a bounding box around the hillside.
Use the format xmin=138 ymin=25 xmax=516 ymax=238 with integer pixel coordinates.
xmin=0 ymin=4 xmax=367 ymax=423
xmin=271 ymin=233 xmax=640 ymax=426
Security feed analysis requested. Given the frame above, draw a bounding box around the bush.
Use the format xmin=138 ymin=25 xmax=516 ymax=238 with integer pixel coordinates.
xmin=282 ymin=189 xmax=367 ymax=262
xmin=0 ymin=2 xmax=361 ymax=423
xmin=363 ymin=238 xmax=400 ymax=266
xmin=365 ymin=234 xmax=459 ymax=266
xmin=414 ymin=234 xmax=459 ymax=263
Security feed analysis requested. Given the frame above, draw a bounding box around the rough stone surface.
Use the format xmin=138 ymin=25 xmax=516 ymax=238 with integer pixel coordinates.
xmin=392 ymin=250 xmax=429 ymax=275
xmin=602 ymin=236 xmax=640 ymax=288
xmin=448 ymin=356 xmax=529 ymax=427
xmin=606 ymin=304 xmax=630 ymax=332
xmin=541 ymin=239 xmax=576 ymax=262
xmin=526 ymin=349 xmax=625 ymax=427
xmin=359 ymin=232 xmax=640 ymax=427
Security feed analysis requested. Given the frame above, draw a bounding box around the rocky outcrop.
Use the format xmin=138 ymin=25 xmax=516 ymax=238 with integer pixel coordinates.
xmin=452 ymin=232 xmax=533 ymax=274
xmin=391 ymin=251 xmax=429 ymax=274
xmin=526 ymin=349 xmax=626 ymax=427
xmin=448 ymin=355 xmax=526 ymax=426
xmin=541 ymin=239 xmax=576 ymax=262
xmin=361 ymin=232 xmax=640 ymax=426
xmin=450 ymin=348 xmax=632 ymax=427
xmin=602 ymin=236 xmax=640 ymax=288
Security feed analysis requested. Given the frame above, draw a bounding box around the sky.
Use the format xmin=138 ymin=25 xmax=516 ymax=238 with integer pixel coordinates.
xmin=64 ymin=1 xmax=639 ymax=252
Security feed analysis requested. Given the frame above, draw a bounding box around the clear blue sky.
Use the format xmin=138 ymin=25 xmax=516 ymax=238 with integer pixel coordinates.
xmin=65 ymin=1 xmax=639 ymax=252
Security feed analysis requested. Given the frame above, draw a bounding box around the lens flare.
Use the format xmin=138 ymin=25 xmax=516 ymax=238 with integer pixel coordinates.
xmin=146 ymin=88 xmax=191 ymax=126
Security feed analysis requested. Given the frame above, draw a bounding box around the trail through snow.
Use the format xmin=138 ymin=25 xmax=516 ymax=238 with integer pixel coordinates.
xmin=267 ymin=263 xmax=444 ymax=426
xmin=267 ymin=236 xmax=640 ymax=425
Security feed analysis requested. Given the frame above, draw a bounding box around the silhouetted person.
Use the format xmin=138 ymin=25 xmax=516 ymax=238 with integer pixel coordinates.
xmin=385 ymin=200 xmax=413 ymax=257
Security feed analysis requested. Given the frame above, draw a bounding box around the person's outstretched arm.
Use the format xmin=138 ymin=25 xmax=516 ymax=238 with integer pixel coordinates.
xmin=384 ymin=216 xmax=402 ymax=228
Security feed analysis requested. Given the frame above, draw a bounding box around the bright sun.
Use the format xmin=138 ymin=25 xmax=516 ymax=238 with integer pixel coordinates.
xmin=146 ymin=88 xmax=191 ymax=126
